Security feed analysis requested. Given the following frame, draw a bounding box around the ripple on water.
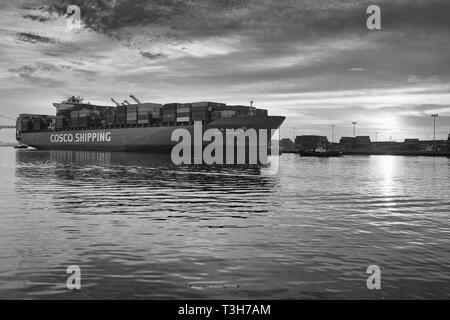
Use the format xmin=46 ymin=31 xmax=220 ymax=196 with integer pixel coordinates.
xmin=0 ymin=150 xmax=449 ymax=299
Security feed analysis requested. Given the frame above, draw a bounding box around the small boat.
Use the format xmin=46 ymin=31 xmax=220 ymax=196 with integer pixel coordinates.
xmin=299 ymin=145 xmax=342 ymax=157
xmin=14 ymin=143 xmax=28 ymax=149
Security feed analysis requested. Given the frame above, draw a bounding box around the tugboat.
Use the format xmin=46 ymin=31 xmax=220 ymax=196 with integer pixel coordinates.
xmin=299 ymin=144 xmax=342 ymax=157
xmin=14 ymin=143 xmax=28 ymax=149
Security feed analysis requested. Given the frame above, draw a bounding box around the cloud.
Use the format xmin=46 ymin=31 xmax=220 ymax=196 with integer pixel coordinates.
xmin=36 ymin=1 xmax=450 ymax=42
xmin=1 ymin=0 xmax=450 ymax=142
xmin=15 ymin=32 xmax=58 ymax=44
xmin=139 ymin=51 xmax=167 ymax=60
xmin=22 ymin=13 xmax=51 ymax=22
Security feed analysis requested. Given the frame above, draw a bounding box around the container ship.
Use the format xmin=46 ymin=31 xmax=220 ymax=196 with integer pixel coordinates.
xmin=16 ymin=96 xmax=285 ymax=153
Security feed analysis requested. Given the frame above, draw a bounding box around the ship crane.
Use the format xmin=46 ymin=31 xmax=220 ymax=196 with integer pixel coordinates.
xmin=111 ymin=98 xmax=121 ymax=106
xmin=129 ymin=95 xmax=141 ymax=104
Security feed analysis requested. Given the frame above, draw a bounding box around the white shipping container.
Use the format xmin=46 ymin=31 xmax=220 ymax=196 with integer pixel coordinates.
xmin=176 ymin=117 xmax=190 ymax=122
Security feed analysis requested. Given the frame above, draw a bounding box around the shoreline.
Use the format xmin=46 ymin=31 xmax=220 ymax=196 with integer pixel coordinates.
xmin=281 ymin=149 xmax=450 ymax=157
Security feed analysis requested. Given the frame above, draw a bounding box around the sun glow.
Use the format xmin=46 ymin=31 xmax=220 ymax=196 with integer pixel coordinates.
xmin=377 ymin=115 xmax=400 ymax=131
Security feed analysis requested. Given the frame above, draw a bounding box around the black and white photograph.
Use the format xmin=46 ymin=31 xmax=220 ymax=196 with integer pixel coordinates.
xmin=0 ymin=0 xmax=449 ymax=306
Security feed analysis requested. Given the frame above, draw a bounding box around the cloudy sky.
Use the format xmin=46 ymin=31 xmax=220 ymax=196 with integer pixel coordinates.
xmin=1 ymin=0 xmax=449 ymax=142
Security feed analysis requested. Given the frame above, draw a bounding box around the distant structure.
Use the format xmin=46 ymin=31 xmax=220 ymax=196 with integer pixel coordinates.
xmin=296 ymin=135 xmax=328 ymax=151
xmin=279 ymin=138 xmax=295 ymax=152
xmin=339 ymin=136 xmax=371 ymax=151
xmin=283 ymin=131 xmax=450 ymax=154
xmin=340 ymin=137 xmax=356 ymax=149
xmin=352 ymin=122 xmax=357 ymax=137
xmin=448 ymin=133 xmax=450 ymax=152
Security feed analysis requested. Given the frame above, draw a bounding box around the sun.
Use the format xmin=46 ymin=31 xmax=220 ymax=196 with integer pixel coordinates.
xmin=377 ymin=115 xmax=400 ymax=131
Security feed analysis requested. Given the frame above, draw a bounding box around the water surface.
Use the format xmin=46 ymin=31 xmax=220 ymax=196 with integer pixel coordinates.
xmin=0 ymin=148 xmax=449 ymax=299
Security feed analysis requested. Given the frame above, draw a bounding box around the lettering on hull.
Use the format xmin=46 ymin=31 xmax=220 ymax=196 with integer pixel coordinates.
xmin=50 ymin=132 xmax=112 ymax=143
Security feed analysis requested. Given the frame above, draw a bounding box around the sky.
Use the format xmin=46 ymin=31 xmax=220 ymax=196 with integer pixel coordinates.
xmin=1 ymin=0 xmax=450 ymax=143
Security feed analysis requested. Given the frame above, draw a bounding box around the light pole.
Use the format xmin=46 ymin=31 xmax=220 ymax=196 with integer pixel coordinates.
xmin=431 ymin=114 xmax=438 ymax=151
xmin=352 ymin=122 xmax=357 ymax=138
xmin=374 ymin=131 xmax=380 ymax=142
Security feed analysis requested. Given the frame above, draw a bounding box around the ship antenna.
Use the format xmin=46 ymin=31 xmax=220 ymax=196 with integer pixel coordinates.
xmin=249 ymin=100 xmax=255 ymax=116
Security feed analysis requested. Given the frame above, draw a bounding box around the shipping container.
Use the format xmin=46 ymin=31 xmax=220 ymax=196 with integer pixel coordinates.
xmin=116 ymin=116 xmax=127 ymax=126
xmin=192 ymin=114 xmax=209 ymax=120
xmin=116 ymin=106 xmax=127 ymax=115
xmin=255 ymin=109 xmax=268 ymax=116
xmin=32 ymin=117 xmax=44 ymax=131
xmin=106 ymin=111 xmax=116 ymax=126
xmin=138 ymin=103 xmax=163 ymax=118
xmin=71 ymin=113 xmax=79 ymax=128
xmin=79 ymin=116 xmax=89 ymax=128
xmin=162 ymin=113 xmax=176 ymax=123
xmin=55 ymin=116 xmax=65 ymax=130
xmin=212 ymin=110 xmax=236 ymax=120
xmin=191 ymin=106 xmax=210 ymax=112
xmin=137 ymin=112 xmax=152 ymax=125
xmin=163 ymin=109 xmax=176 ymax=117
xmin=177 ymin=107 xmax=191 ymax=114
xmin=192 ymin=102 xmax=226 ymax=109
xmin=163 ymin=103 xmax=179 ymax=110
xmin=127 ymin=105 xmax=138 ymax=124
xmin=217 ymin=105 xmax=251 ymax=115
xmin=20 ymin=119 xmax=32 ymax=132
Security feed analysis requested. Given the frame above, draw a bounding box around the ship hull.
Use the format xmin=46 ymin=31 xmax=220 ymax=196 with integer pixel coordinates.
xmin=17 ymin=116 xmax=285 ymax=152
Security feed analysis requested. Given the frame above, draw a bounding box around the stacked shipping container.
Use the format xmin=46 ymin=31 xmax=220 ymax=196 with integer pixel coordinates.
xmin=55 ymin=116 xmax=64 ymax=130
xmin=18 ymin=101 xmax=268 ymax=132
xmin=137 ymin=103 xmax=162 ymax=125
xmin=116 ymin=106 xmax=127 ymax=126
xmin=17 ymin=114 xmax=55 ymax=132
xmin=106 ymin=110 xmax=116 ymax=127
xmin=70 ymin=110 xmax=100 ymax=129
xmin=126 ymin=105 xmax=138 ymax=126
xmin=176 ymin=103 xmax=191 ymax=123
xmin=191 ymin=102 xmax=225 ymax=122
xmin=162 ymin=103 xmax=177 ymax=124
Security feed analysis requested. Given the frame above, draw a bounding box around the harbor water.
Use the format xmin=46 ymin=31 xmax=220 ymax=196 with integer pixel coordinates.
xmin=0 ymin=148 xmax=449 ymax=299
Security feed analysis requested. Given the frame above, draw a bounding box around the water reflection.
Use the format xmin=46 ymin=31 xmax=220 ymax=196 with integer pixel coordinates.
xmin=15 ymin=150 xmax=279 ymax=217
